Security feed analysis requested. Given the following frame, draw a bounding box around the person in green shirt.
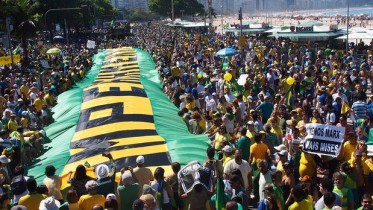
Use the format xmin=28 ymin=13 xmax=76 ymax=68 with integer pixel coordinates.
xmin=237 ymin=127 xmax=250 ymax=161
xmin=271 ymin=170 xmax=285 ymax=210
xmin=117 ymin=170 xmax=140 ymax=210
xmin=332 ymin=171 xmax=355 ymax=210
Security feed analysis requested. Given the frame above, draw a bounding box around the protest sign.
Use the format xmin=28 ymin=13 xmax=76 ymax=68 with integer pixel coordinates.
xmin=86 ymin=40 xmax=96 ymax=49
xmin=178 ymin=161 xmax=214 ymax=193
xmin=0 ymin=54 xmax=21 ymax=65
xmin=303 ymin=123 xmax=345 ymax=157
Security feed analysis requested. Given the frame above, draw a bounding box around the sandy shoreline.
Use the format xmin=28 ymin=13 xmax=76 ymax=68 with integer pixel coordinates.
xmin=212 ymin=15 xmax=373 ymax=31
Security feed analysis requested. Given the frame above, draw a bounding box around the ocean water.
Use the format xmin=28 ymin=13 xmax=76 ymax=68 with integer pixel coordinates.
xmin=322 ymin=7 xmax=373 ymax=16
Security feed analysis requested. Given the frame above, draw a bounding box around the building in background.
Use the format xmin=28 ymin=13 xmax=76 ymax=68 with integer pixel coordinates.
xmin=110 ymin=0 xmax=148 ymax=10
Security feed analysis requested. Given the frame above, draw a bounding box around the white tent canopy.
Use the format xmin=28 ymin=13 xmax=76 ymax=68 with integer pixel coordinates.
xmin=336 ymin=31 xmax=373 ymax=40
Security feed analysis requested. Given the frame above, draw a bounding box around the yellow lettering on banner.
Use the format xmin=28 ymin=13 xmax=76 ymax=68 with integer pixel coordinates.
xmin=60 ymin=48 xmax=172 ymax=190
xmin=89 ymin=108 xmax=113 ymax=121
xmin=0 ymin=55 xmax=21 ymax=65
xmin=84 ymin=83 xmax=143 ymax=92
xmin=72 ymin=121 xmax=156 ymax=141
xmin=81 ymin=96 xmax=152 ymax=115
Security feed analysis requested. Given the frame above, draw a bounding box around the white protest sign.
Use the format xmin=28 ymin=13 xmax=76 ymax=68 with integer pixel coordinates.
xmin=302 ymin=123 xmax=345 ymax=157
xmin=86 ymin=40 xmax=96 ymax=49
xmin=237 ymin=74 xmax=248 ymax=86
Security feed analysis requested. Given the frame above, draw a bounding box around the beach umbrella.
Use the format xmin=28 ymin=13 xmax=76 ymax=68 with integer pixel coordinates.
xmin=215 ymin=47 xmax=238 ymax=57
xmin=46 ymin=48 xmax=62 ymax=55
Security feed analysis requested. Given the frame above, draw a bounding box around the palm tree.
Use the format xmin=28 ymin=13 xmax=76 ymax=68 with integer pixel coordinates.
xmin=5 ymin=0 xmax=38 ymax=64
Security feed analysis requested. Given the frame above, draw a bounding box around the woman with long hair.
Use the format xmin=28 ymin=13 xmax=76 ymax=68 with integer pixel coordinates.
xmin=68 ymin=165 xmax=95 ymax=197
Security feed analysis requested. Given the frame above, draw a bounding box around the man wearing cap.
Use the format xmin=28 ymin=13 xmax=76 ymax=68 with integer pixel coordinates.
xmin=246 ymin=121 xmax=256 ymax=145
xmin=118 ymin=170 xmax=139 ymax=210
xmin=8 ymin=113 xmax=18 ymax=133
xmin=205 ymin=88 xmax=217 ymax=113
xmin=333 ymin=87 xmax=348 ymax=104
xmin=133 ymin=155 xmax=154 ymax=197
xmin=221 ymin=145 xmax=234 ymax=167
xmin=78 ymin=180 xmax=105 ymax=210
xmin=96 ymin=152 xmax=116 ymax=197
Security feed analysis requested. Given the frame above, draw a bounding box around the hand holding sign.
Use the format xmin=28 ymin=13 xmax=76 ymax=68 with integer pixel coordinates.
xmin=303 ymin=123 xmax=345 ymax=157
xmin=178 ymin=161 xmax=214 ymax=194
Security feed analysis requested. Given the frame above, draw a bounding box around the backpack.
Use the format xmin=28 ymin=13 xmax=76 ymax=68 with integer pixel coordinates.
xmin=11 ymin=175 xmax=27 ymax=195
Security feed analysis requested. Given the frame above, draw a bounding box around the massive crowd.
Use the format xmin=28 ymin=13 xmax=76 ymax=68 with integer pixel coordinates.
xmin=133 ymin=21 xmax=373 ymax=210
xmin=1 ymin=18 xmax=373 ymax=210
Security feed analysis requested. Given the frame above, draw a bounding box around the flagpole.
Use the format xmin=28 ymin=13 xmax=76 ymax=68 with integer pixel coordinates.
xmin=346 ymin=0 xmax=349 ymax=52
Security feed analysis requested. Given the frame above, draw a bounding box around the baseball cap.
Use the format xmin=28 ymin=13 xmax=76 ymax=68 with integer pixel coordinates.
xmin=0 ymin=155 xmax=11 ymax=164
xmin=85 ymin=180 xmax=98 ymax=191
xmin=222 ymin=145 xmax=232 ymax=153
xmin=106 ymin=193 xmax=117 ymax=200
xmin=39 ymin=197 xmax=60 ymax=210
xmin=247 ymin=121 xmax=254 ymax=125
xmin=278 ymin=150 xmax=288 ymax=156
xmin=274 ymin=144 xmax=287 ymax=152
xmin=136 ymin=155 xmax=145 ymax=164
xmin=95 ymin=164 xmax=110 ymax=179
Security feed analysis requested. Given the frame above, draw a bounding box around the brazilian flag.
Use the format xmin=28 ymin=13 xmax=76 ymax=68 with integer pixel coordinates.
xmin=285 ymin=86 xmax=295 ymax=108
xmin=26 ymin=48 xmax=210 ymax=190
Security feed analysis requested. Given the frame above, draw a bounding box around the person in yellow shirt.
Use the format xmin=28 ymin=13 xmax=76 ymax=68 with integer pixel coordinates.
xmin=78 ymin=180 xmax=106 ymax=210
xmin=20 ymin=112 xmax=29 ymax=129
xmin=44 ymin=90 xmax=55 ymax=107
xmin=213 ymin=126 xmax=231 ymax=151
xmin=18 ymin=178 xmax=47 ymax=210
xmin=7 ymin=114 xmax=18 ymax=133
xmin=221 ymin=145 xmax=234 ymax=167
xmin=249 ymin=133 xmax=271 ymax=166
xmin=299 ymin=151 xmax=316 ymax=178
xmin=19 ymin=80 xmax=30 ymax=101
xmin=33 ymin=93 xmax=46 ymax=113
xmin=288 ymin=184 xmax=313 ymax=210
xmin=343 ymin=132 xmax=358 ymax=162
xmin=246 ymin=121 xmax=256 ymax=145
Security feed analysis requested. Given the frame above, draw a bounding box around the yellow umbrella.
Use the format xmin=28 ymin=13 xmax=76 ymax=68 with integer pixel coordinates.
xmin=46 ymin=48 xmax=62 ymax=55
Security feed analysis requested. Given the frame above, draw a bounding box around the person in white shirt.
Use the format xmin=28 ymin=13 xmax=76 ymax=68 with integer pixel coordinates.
xmin=206 ymin=93 xmax=218 ymax=112
xmin=258 ymin=160 xmax=272 ymax=202
xmin=224 ymin=150 xmax=252 ymax=192
xmin=325 ymin=105 xmax=336 ymax=125
xmin=332 ymin=88 xmax=348 ymax=103
xmin=224 ymin=88 xmax=235 ymax=103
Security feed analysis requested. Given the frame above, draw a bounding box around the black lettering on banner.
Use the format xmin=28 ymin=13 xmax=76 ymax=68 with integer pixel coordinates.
xmin=75 ymin=102 xmax=154 ymax=132
xmin=65 ymin=48 xmax=172 ymax=170
xmin=303 ymin=138 xmax=341 ymax=156
xmin=82 ymin=87 xmax=147 ymax=101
